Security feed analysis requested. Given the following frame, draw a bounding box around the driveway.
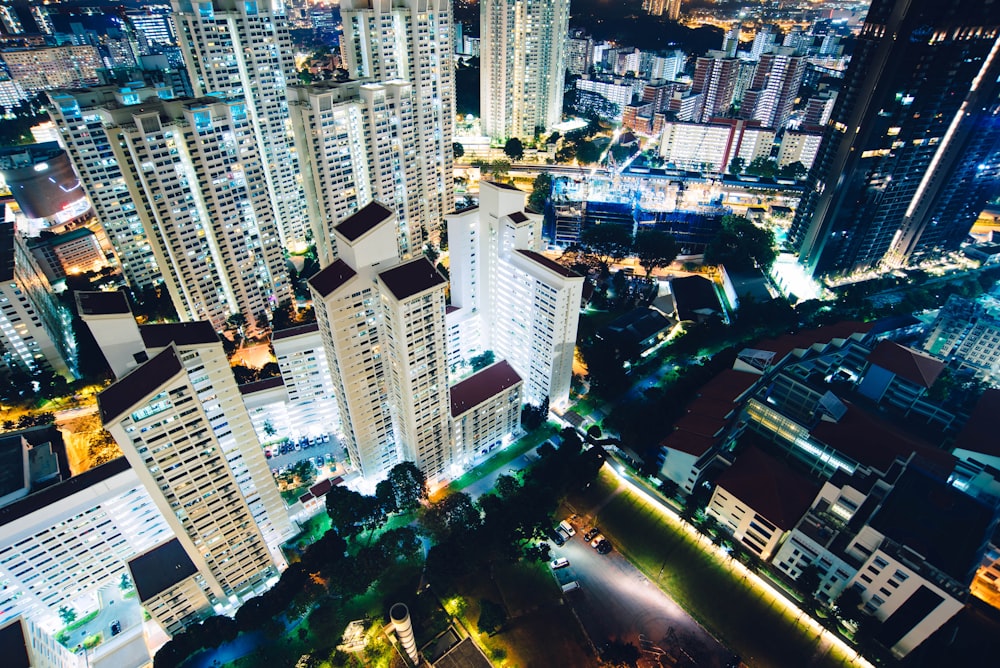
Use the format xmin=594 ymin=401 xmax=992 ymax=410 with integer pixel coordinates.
xmin=549 ymin=518 xmax=732 ymax=668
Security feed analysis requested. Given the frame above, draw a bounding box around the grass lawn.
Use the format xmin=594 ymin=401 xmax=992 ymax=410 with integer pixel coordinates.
xmin=573 ymin=468 xmax=862 ymax=668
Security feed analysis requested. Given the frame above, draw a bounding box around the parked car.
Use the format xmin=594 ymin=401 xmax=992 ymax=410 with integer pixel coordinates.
xmin=596 ymin=539 xmax=612 ymax=554
xmin=550 ymin=557 xmax=569 ymax=570
xmin=547 ymin=527 xmax=566 ymax=546
xmin=110 ymin=620 xmax=121 ymax=636
xmin=561 ymin=581 xmax=580 ymax=593
xmin=590 ymin=534 xmax=606 ymax=549
xmin=584 ymin=528 xmax=600 ymax=542
xmin=317 ymin=456 xmax=325 ymax=467
xmin=558 ymin=520 xmax=576 ymax=537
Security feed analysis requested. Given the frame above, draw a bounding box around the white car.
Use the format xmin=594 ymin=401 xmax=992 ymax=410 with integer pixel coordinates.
xmin=550 ymin=557 xmax=570 ymax=570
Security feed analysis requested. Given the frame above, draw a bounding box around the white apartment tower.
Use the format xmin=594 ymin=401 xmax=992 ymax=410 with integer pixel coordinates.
xmin=171 ymin=0 xmax=309 ymax=247
xmin=98 ymin=345 xmax=278 ymax=608
xmin=106 ymin=96 xmax=290 ymax=332
xmin=446 ymin=182 xmax=583 ymax=410
xmin=481 ymin=0 xmax=570 ymax=141
xmin=340 ymin=0 xmax=455 ymax=255
xmin=79 ymin=291 xmax=293 ymax=561
xmin=47 ymin=86 xmax=164 ymax=292
xmin=309 ymin=202 xmax=455 ymax=481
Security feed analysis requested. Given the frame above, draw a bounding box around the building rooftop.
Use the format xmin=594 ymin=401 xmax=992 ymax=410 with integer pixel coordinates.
xmin=952 ymin=388 xmax=1000 ymax=457
xmin=433 ymin=636 xmax=493 ymax=668
xmin=866 ymin=340 xmax=944 ymax=388
xmin=660 ymin=428 xmax=716 ymax=456
xmin=0 ymin=457 xmax=129 ymax=528
xmin=696 ymin=368 xmax=759 ymax=404
xmin=753 ymin=321 xmax=872 ymax=364
xmin=0 ymin=434 xmax=25 ymax=499
xmin=271 ymin=322 xmax=320 ymax=341
xmin=334 ymin=201 xmax=393 ymax=242
xmin=238 ymin=376 xmax=285 ymax=395
xmin=671 ymin=275 xmax=721 ymax=321
xmin=515 ymin=249 xmax=582 ymax=279
xmin=483 ymin=180 xmax=523 ymax=192
xmin=716 ymin=446 xmax=820 ymax=531
xmin=307 ymin=258 xmax=358 ymax=298
xmin=140 ymin=321 xmax=219 ymax=349
xmin=379 ymin=257 xmax=446 ymax=301
xmin=0 ymin=620 xmax=30 ymax=668
xmin=75 ymin=289 xmax=132 ymax=316
xmin=673 ymin=412 xmax=727 ymax=438
xmin=98 ymin=345 xmax=184 ymax=424
xmin=507 ymin=210 xmax=529 ymax=224
xmin=870 ymin=464 xmax=994 ymax=583
xmin=450 ymin=360 xmax=523 ymax=417
xmin=128 ymin=538 xmax=199 ymax=602
xmin=0 ymin=221 xmax=14 ymax=283
xmin=600 ymin=308 xmax=672 ymax=348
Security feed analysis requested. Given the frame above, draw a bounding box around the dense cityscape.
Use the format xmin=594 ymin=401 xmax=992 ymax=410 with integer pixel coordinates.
xmin=0 ymin=0 xmax=996 ymax=666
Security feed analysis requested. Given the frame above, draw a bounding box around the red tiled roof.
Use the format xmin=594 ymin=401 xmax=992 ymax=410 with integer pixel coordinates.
xmin=515 ymin=249 xmax=582 ymax=279
xmin=450 ymin=360 xmax=522 ymax=417
xmin=811 ymin=402 xmax=955 ymax=473
xmin=866 ymin=340 xmax=944 ymax=388
xmin=674 ymin=412 xmax=727 ymax=438
xmin=753 ymin=321 xmax=872 ymax=364
xmin=715 ymin=446 xmax=819 ymax=531
xmin=952 ymin=388 xmax=1000 ymax=458
xmin=660 ymin=428 xmax=716 ymax=456
xmin=696 ymin=369 xmax=759 ymax=404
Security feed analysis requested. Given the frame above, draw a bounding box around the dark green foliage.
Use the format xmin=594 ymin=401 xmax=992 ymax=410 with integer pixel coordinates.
xmin=601 ymin=639 xmax=641 ymax=667
xmin=580 ymin=224 xmax=634 ymax=270
xmin=421 ymin=492 xmax=480 ymax=542
xmin=528 ymin=173 xmax=553 ymax=213
xmin=325 ymin=485 xmax=381 ymax=539
xmin=521 ymin=396 xmax=549 ymax=431
xmin=704 ymin=215 xmax=777 ymax=272
xmin=387 ymin=462 xmax=429 ymax=511
xmin=634 ymin=230 xmax=679 ymax=278
xmin=469 ymin=350 xmax=495 ymax=371
xmin=503 ymin=137 xmax=524 ymax=161
xmin=453 ymin=142 xmax=465 ymax=159
xmin=477 ymin=599 xmax=507 ymax=635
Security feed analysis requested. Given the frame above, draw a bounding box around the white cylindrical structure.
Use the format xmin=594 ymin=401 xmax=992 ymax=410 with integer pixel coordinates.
xmin=390 ymin=602 xmax=419 ymax=664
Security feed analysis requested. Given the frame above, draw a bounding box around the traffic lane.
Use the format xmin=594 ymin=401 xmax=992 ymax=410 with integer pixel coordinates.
xmin=551 ymin=532 xmax=730 ymax=668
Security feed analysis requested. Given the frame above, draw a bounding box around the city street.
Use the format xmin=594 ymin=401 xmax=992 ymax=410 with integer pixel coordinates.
xmin=549 ymin=516 xmax=732 ymax=667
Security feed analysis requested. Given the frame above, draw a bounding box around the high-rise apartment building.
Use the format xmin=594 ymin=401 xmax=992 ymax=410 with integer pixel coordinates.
xmin=0 ymin=45 xmax=102 ymax=95
xmin=643 ymin=0 xmax=681 ymax=21
xmin=0 ymin=222 xmax=74 ymax=379
xmin=340 ymin=0 xmax=455 ymax=255
xmin=309 ymin=202 xmax=455 ymax=481
xmin=791 ymin=0 xmax=1000 ymax=276
xmin=741 ymin=50 xmax=805 ymax=130
xmin=446 ymin=182 xmax=583 ymax=410
xmin=48 ymin=86 xmax=166 ymax=293
xmin=566 ymin=29 xmax=594 ymax=77
xmin=692 ymin=51 xmax=740 ymax=122
xmin=481 ymin=0 xmax=570 ymax=141
xmin=172 ymin=0 xmax=309 ymax=248
xmin=85 ymin=94 xmax=289 ymax=332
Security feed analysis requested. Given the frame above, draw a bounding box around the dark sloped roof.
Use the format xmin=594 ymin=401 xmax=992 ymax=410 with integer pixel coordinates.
xmin=450 ymin=361 xmax=522 ymax=417
xmin=811 ymin=402 xmax=955 ymax=474
xmin=507 ymin=211 xmax=529 ymax=223
xmin=335 ymin=201 xmax=393 ymax=241
xmin=673 ymin=412 xmax=727 ymax=438
xmin=98 ymin=345 xmax=184 ymax=424
xmin=952 ymin=388 xmax=1000 ymax=457
xmin=308 ymin=258 xmax=358 ymax=298
xmin=0 ymin=222 xmax=14 ymax=282
xmin=660 ymin=428 xmax=716 ymax=456
xmin=697 ymin=369 xmax=759 ymax=404
xmin=238 ymin=376 xmax=285 ymax=395
xmin=515 ymin=249 xmax=582 ymax=279
xmin=870 ymin=465 xmax=994 ymax=582
xmin=866 ymin=340 xmax=944 ymax=388
xmin=0 ymin=457 xmax=129 ymax=528
xmin=271 ymin=322 xmax=320 ymax=340
xmin=484 ymin=180 xmax=523 ymax=191
xmin=753 ymin=321 xmax=872 ymax=363
xmin=128 ymin=538 xmax=199 ymax=602
xmin=715 ymin=446 xmax=819 ymax=531
xmin=140 ymin=321 xmax=219 ymax=349
xmin=75 ymin=290 xmax=132 ymax=316
xmin=379 ymin=257 xmax=446 ymax=300
xmin=0 ymin=619 xmax=30 ymax=668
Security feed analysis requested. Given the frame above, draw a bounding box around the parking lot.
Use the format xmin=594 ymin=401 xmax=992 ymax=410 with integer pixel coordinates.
xmin=547 ymin=516 xmax=732 ymax=668
xmin=265 ymin=433 xmax=344 ymax=474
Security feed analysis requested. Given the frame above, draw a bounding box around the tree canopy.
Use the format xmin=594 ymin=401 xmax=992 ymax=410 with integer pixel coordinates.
xmin=634 ymin=230 xmax=679 ymax=278
xmin=503 ymin=137 xmax=524 ymax=161
xmin=580 ymin=224 xmax=634 ymax=269
xmin=703 ymin=215 xmax=776 ymax=272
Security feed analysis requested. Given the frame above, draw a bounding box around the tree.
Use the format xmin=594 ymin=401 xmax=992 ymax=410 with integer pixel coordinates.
xmin=703 ymin=215 xmax=777 ymax=272
xmin=453 ymin=142 xmax=465 ymax=159
xmin=601 ymin=640 xmax=641 ymax=667
xmin=835 ymin=587 xmax=865 ymax=625
xmin=58 ymin=606 xmax=76 ymax=626
xmin=494 ymin=474 xmax=520 ymax=500
xmin=745 ymin=155 xmax=777 ymax=178
xmin=634 ymin=230 xmax=679 ymax=278
xmin=728 ymin=156 xmax=745 ymax=175
xmin=778 ymin=160 xmax=807 ymax=180
xmin=469 ymin=350 xmax=495 ymax=371
xmin=477 ymin=599 xmax=507 ymax=635
xmin=387 ymin=462 xmax=428 ymax=511
xmin=575 ymin=139 xmax=602 ymax=164
xmin=326 ymin=485 xmax=380 ymax=539
xmin=528 ymin=172 xmax=552 ymax=213
xmin=421 ymin=492 xmax=480 ymax=542
xmin=795 ymin=562 xmax=822 ymax=601
xmin=580 ymin=224 xmax=634 ymax=270
xmin=377 ymin=526 xmax=421 ymax=562
xmin=503 ymin=137 xmax=524 ymax=161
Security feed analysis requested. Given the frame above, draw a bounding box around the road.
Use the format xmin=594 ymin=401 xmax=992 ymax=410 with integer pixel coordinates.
xmin=549 ymin=513 xmax=731 ymax=668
